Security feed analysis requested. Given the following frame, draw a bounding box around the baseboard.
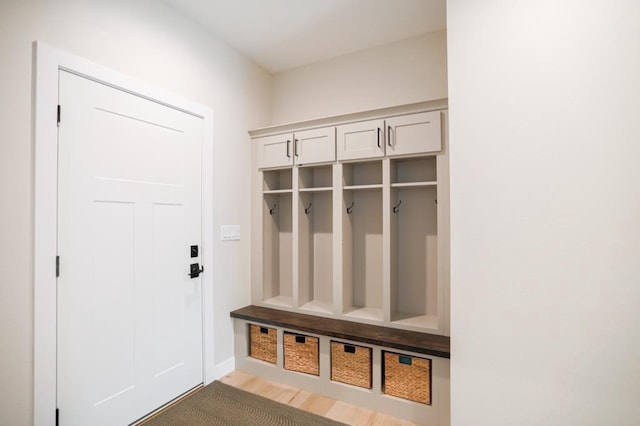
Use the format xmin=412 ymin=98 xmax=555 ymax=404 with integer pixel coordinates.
xmin=209 ymin=356 xmax=236 ymax=383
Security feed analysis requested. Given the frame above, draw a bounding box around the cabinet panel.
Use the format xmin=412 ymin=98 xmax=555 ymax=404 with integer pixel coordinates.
xmin=257 ymin=133 xmax=294 ymax=169
xmin=294 ymin=127 xmax=335 ymax=165
xmin=337 ymin=119 xmax=385 ymax=161
xmin=386 ymin=112 xmax=441 ymax=157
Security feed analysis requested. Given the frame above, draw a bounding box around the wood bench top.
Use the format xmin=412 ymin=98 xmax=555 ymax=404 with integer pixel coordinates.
xmin=230 ymin=305 xmax=450 ymax=359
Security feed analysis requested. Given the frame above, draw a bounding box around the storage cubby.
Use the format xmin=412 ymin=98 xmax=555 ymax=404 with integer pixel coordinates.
xmin=390 ymin=186 xmax=438 ymax=329
xmin=263 ymin=193 xmax=293 ymax=307
xmin=299 ymin=165 xmax=332 ymax=191
xmin=248 ymin=324 xmax=277 ymax=364
xmin=342 ymin=188 xmax=383 ymax=321
xmin=263 ymin=168 xmax=292 ymax=192
xmin=390 ymin=156 xmax=437 ymax=186
xmin=298 ymin=190 xmax=333 ymax=314
xmin=330 ymin=341 xmax=372 ymax=389
xmin=342 ymin=160 xmax=382 ymax=189
xmin=283 ymin=332 xmax=320 ymax=376
xmin=382 ymin=351 xmax=432 ymax=405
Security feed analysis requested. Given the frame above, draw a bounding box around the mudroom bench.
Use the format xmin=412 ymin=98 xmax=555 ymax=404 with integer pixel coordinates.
xmin=230 ymin=305 xmax=450 ymax=425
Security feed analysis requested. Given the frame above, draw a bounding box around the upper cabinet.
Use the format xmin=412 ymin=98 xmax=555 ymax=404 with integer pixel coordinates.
xmin=386 ymin=111 xmax=442 ymax=157
xmin=337 ymin=112 xmax=442 ymax=162
xmin=257 ymin=111 xmax=442 ymax=168
xmin=336 ymin=119 xmax=385 ymax=161
xmin=294 ymin=127 xmax=336 ymax=166
xmin=256 ymin=133 xmax=294 ymax=169
xmin=256 ymin=127 xmax=335 ymax=169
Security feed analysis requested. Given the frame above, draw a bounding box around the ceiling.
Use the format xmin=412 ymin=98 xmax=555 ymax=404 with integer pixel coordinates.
xmin=163 ymin=0 xmax=446 ymax=73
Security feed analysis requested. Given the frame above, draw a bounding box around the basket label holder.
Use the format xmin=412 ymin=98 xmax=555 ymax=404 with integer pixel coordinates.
xmin=399 ymin=355 xmax=413 ymax=366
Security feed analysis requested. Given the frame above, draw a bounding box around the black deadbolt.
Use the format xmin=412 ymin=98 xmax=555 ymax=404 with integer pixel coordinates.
xmin=190 ymin=245 xmax=198 ymax=258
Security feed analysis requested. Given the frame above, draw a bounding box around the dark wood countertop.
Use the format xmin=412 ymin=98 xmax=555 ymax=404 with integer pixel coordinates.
xmin=230 ymin=305 xmax=450 ymax=359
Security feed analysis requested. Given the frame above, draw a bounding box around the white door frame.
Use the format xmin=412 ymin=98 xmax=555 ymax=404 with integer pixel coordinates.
xmin=33 ymin=41 xmax=215 ymax=426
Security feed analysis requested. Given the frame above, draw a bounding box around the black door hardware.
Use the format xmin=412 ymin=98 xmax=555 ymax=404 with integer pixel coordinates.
xmin=188 ymin=263 xmax=204 ymax=278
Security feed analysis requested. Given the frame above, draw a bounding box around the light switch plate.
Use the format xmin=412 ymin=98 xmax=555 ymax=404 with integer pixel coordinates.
xmin=220 ymin=225 xmax=240 ymax=241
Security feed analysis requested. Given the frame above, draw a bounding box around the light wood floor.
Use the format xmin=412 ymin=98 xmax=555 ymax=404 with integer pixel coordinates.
xmin=219 ymin=370 xmax=420 ymax=426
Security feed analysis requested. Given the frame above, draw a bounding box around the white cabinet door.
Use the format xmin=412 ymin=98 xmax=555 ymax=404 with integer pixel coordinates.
xmin=386 ymin=111 xmax=442 ymax=157
xmin=336 ymin=119 xmax=385 ymax=161
xmin=294 ymin=127 xmax=335 ymax=165
xmin=257 ymin=133 xmax=294 ymax=169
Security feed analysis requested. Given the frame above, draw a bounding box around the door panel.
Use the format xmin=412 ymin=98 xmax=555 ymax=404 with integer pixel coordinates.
xmin=92 ymin=200 xmax=136 ymax=405
xmin=257 ymin=133 xmax=294 ymax=169
xmin=152 ymin=202 xmax=187 ymax=376
xmin=57 ymin=71 xmax=203 ymax=426
xmin=294 ymin=127 xmax=335 ymax=165
xmin=386 ymin=111 xmax=442 ymax=157
xmin=336 ymin=119 xmax=385 ymax=161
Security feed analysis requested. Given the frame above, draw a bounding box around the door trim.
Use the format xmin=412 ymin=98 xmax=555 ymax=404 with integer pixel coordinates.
xmin=33 ymin=42 xmax=215 ymax=426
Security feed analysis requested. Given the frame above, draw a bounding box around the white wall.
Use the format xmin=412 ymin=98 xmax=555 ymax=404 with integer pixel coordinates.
xmin=0 ymin=1 xmax=271 ymax=424
xmin=271 ymin=31 xmax=447 ymax=124
xmin=448 ymin=1 xmax=640 ymax=424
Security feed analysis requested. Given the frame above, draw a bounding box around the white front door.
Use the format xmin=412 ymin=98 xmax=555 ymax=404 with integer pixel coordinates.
xmin=56 ymin=70 xmax=204 ymax=426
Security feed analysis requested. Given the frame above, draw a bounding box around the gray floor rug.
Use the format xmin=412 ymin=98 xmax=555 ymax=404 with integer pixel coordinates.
xmin=142 ymin=381 xmax=348 ymax=425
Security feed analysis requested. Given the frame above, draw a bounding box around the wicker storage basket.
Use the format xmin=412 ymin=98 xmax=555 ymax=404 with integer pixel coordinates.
xmin=283 ymin=332 xmax=319 ymax=375
xmin=330 ymin=341 xmax=372 ymax=389
xmin=249 ymin=324 xmax=277 ymax=364
xmin=383 ymin=351 xmax=431 ymax=405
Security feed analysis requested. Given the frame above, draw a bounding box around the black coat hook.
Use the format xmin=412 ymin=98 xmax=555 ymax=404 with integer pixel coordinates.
xmin=346 ymin=201 xmax=355 ymax=214
xmin=304 ymin=203 xmax=312 ymax=214
xmin=393 ymin=199 xmax=402 ymax=213
xmin=269 ymin=203 xmax=277 ymax=215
